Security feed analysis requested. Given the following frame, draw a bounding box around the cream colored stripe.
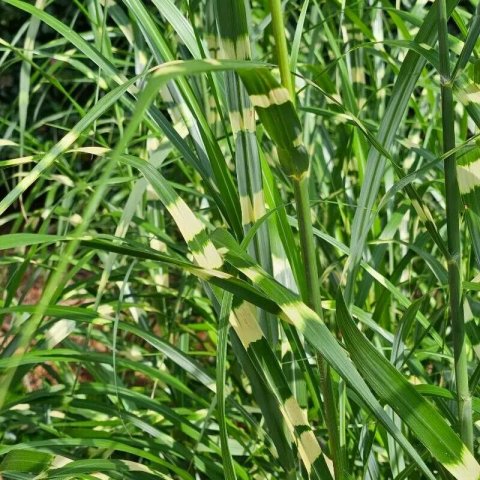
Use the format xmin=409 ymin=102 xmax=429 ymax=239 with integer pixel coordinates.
xmin=191 ymin=242 xmax=224 ymax=270
xmin=219 ymin=36 xmax=251 ymax=61
xmin=167 ymin=198 xmax=223 ymax=269
xmin=240 ymin=195 xmax=254 ymax=225
xmin=229 ymin=109 xmax=256 ymax=134
xmin=457 ymin=84 xmax=480 ymax=105
xmin=168 ymin=198 xmax=206 ymax=242
xmin=445 ymin=446 xmax=480 ymax=480
xmin=457 ymin=160 xmax=480 ymax=194
xmin=279 ymin=397 xmax=324 ymax=474
xmin=229 ymin=302 xmax=263 ymax=347
xmin=282 ymin=397 xmax=307 ymax=426
xmin=250 ymin=87 xmax=291 ymax=108
xmin=251 ymin=190 xmax=266 ymax=221
xmin=299 ymin=430 xmax=323 ymax=474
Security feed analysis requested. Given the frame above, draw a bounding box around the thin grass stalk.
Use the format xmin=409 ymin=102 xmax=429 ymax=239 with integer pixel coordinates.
xmin=267 ymin=2 xmax=344 ymax=476
xmin=293 ymin=178 xmax=345 ymax=479
xmin=292 ymin=179 xmax=322 ymax=314
xmin=268 ymin=0 xmax=295 ymax=101
xmin=438 ymin=0 xmax=473 ymax=451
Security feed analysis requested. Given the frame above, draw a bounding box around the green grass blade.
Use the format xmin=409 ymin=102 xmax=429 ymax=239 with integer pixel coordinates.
xmin=336 ymin=292 xmax=480 ymax=479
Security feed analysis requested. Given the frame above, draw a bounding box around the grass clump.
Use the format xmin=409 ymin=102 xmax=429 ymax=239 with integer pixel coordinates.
xmin=0 ymin=1 xmax=479 ymax=479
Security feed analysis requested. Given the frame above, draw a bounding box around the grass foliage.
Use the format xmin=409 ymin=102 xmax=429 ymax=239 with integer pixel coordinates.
xmin=0 ymin=0 xmax=480 ymax=478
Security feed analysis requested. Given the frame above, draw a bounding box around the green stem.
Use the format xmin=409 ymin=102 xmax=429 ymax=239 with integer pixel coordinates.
xmin=438 ymin=0 xmax=473 ymax=451
xmin=293 ymin=179 xmax=322 ymax=313
xmin=268 ymin=3 xmax=344 ymax=474
xmin=268 ymin=0 xmax=295 ymax=101
xmin=293 ymin=178 xmax=345 ymax=480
